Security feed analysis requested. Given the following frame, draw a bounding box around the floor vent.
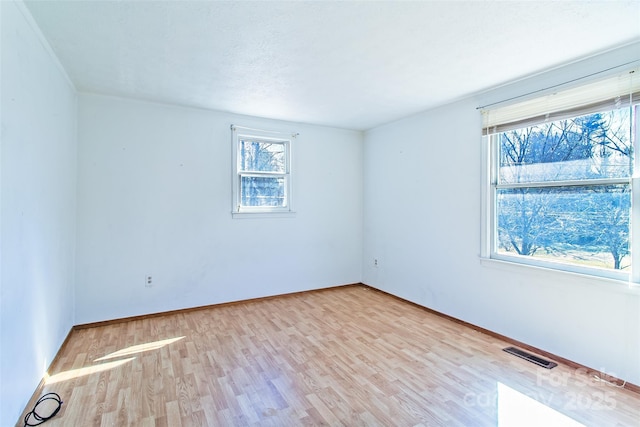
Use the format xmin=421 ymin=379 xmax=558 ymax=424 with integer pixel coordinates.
xmin=503 ymin=346 xmax=557 ymax=369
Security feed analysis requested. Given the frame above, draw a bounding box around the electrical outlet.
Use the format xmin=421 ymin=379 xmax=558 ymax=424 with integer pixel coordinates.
xmin=145 ymin=275 xmax=153 ymax=287
xmin=374 ymin=259 xmax=378 ymax=267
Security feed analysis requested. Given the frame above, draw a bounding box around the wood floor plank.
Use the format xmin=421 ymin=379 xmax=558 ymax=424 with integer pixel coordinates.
xmin=17 ymin=285 xmax=640 ymax=426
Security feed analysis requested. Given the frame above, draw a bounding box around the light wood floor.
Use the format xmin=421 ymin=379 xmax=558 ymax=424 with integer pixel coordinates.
xmin=19 ymin=285 xmax=640 ymax=426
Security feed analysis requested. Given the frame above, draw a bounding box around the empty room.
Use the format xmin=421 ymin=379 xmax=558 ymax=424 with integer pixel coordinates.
xmin=2 ymin=0 xmax=640 ymax=426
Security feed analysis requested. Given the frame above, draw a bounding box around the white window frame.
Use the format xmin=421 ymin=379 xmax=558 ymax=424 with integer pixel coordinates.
xmin=231 ymin=125 xmax=295 ymax=218
xmin=480 ymin=69 xmax=640 ymax=285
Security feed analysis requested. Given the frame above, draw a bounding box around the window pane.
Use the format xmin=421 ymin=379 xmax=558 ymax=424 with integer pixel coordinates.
xmin=239 ymin=140 xmax=286 ymax=172
xmin=499 ymin=109 xmax=632 ymax=184
xmin=241 ymin=176 xmax=286 ymax=207
xmin=496 ymin=184 xmax=630 ymax=270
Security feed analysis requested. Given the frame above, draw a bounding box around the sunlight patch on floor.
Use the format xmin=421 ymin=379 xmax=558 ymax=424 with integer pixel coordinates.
xmin=45 ymin=357 xmax=135 ymax=384
xmin=94 ymin=336 xmax=185 ymax=361
xmin=498 ymin=382 xmax=585 ymax=427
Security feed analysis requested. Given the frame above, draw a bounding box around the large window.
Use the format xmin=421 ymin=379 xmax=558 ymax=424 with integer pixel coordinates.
xmin=482 ymin=70 xmax=639 ymax=281
xmin=231 ymin=125 xmax=295 ymax=216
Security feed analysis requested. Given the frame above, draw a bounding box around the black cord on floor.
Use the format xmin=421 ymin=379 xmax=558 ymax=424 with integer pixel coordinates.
xmin=23 ymin=392 xmax=63 ymax=426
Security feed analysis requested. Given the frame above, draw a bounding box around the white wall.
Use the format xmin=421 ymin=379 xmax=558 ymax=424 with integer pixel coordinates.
xmin=363 ymin=43 xmax=640 ymax=385
xmin=0 ymin=1 xmax=77 ymax=423
xmin=75 ymin=94 xmax=363 ymax=324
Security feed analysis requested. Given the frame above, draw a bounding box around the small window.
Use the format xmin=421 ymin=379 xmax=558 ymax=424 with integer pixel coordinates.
xmin=481 ymin=70 xmax=639 ymax=281
xmin=231 ymin=125 xmax=295 ymax=216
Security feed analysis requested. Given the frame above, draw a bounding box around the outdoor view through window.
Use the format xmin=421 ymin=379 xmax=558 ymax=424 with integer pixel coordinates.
xmin=239 ymin=139 xmax=287 ymax=208
xmin=494 ymin=106 xmax=634 ymax=272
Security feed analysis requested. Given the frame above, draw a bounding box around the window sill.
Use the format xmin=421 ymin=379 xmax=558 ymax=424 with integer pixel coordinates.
xmin=479 ymin=257 xmax=640 ymax=296
xmin=231 ymin=211 xmax=296 ymax=219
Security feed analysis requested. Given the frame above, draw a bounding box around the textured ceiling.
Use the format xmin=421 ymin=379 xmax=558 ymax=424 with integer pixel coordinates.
xmin=24 ymin=0 xmax=640 ymax=130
